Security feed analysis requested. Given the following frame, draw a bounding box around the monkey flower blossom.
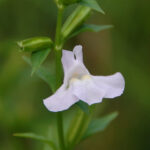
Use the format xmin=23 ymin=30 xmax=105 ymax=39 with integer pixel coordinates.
xmin=43 ymin=45 xmax=125 ymax=112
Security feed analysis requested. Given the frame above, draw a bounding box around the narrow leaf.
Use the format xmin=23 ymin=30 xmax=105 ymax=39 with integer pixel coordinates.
xmin=36 ymin=65 xmax=56 ymax=92
xmin=83 ymin=111 xmax=118 ymax=139
xmin=23 ymin=56 xmax=56 ymax=92
xmin=76 ymin=101 xmax=89 ymax=114
xmin=14 ymin=132 xmax=50 ymax=142
xmin=80 ymin=0 xmax=105 ymax=14
xmin=69 ymin=24 xmax=113 ymax=38
xmin=31 ymin=48 xmax=51 ymax=75
xmin=13 ymin=132 xmax=56 ymax=149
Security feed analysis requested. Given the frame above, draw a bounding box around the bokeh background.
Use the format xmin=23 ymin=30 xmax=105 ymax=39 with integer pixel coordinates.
xmin=0 ymin=0 xmax=150 ymax=150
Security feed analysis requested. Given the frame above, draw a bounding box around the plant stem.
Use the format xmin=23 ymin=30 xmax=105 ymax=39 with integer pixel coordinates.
xmin=55 ymin=8 xmax=63 ymax=46
xmin=54 ymin=6 xmax=64 ymax=89
xmin=54 ymin=6 xmax=66 ymax=150
xmin=57 ymin=112 xmax=66 ymax=150
xmin=54 ymin=49 xmax=62 ymax=89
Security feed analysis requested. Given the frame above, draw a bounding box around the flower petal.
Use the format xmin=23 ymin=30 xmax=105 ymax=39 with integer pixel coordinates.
xmin=63 ymin=61 xmax=90 ymax=85
xmin=61 ymin=50 xmax=75 ymax=74
xmin=43 ymin=84 xmax=79 ymax=112
xmin=73 ymin=45 xmax=83 ymax=62
xmin=71 ymin=77 xmax=105 ymax=105
xmin=92 ymin=72 xmax=125 ymax=98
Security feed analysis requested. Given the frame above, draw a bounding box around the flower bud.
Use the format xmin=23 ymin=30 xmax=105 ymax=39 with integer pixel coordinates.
xmin=62 ymin=6 xmax=91 ymax=39
xmin=17 ymin=37 xmax=53 ymax=52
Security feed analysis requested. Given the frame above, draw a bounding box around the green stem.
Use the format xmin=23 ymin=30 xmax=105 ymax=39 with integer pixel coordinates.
xmin=55 ymin=6 xmax=64 ymax=47
xmin=57 ymin=112 xmax=66 ymax=150
xmin=54 ymin=50 xmax=62 ymax=89
xmin=54 ymin=6 xmax=66 ymax=150
xmin=54 ymin=6 xmax=64 ymax=89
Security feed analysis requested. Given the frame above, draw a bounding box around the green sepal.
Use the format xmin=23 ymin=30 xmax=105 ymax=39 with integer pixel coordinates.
xmin=13 ymin=132 xmax=56 ymax=150
xmin=76 ymin=101 xmax=89 ymax=114
xmin=31 ymin=48 xmax=51 ymax=75
xmin=61 ymin=6 xmax=91 ymax=40
xmin=17 ymin=37 xmax=53 ymax=52
xmin=79 ymin=0 xmax=105 ymax=14
xmin=23 ymin=56 xmax=56 ymax=92
xmin=69 ymin=24 xmax=113 ymax=39
xmin=82 ymin=111 xmax=118 ymax=140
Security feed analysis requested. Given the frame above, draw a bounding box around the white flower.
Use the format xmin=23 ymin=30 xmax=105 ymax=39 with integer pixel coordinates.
xmin=43 ymin=45 xmax=125 ymax=112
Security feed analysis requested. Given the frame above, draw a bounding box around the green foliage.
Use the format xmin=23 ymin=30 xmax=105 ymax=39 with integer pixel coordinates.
xmin=23 ymin=56 xmax=56 ymax=92
xmin=76 ymin=101 xmax=89 ymax=114
xmin=61 ymin=0 xmax=106 ymax=40
xmin=14 ymin=132 xmax=51 ymax=143
xmin=79 ymin=0 xmax=105 ymax=14
xmin=61 ymin=0 xmax=81 ymax=5
xmin=69 ymin=24 xmax=113 ymax=39
xmin=66 ymin=110 xmax=91 ymax=149
xmin=83 ymin=112 xmax=118 ymax=139
xmin=61 ymin=6 xmax=91 ymax=40
xmin=17 ymin=37 xmax=53 ymax=52
xmin=13 ymin=133 xmax=56 ymax=150
xmin=31 ymin=48 xmax=51 ymax=75
xmin=0 ymin=0 xmax=150 ymax=149
xmin=47 ymin=123 xmax=60 ymax=150
xmin=35 ymin=65 xmax=56 ymax=92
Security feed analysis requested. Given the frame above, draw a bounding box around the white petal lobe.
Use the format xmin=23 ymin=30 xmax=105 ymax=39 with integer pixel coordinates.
xmin=71 ymin=78 xmax=105 ymax=105
xmin=61 ymin=50 xmax=74 ymax=74
xmin=43 ymin=84 xmax=79 ymax=112
xmin=73 ymin=45 xmax=83 ymax=62
xmin=92 ymin=72 xmax=125 ymax=98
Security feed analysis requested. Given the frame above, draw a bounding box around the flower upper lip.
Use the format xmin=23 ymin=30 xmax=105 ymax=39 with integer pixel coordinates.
xmin=43 ymin=45 xmax=125 ymax=112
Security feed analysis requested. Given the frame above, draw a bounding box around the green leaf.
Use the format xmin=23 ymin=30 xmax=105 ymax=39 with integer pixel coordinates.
xmin=17 ymin=36 xmax=53 ymax=52
xmin=36 ymin=66 xmax=56 ymax=92
xmin=76 ymin=101 xmax=89 ymax=114
xmin=61 ymin=6 xmax=91 ymax=39
xmin=83 ymin=111 xmax=118 ymax=139
xmin=23 ymin=56 xmax=56 ymax=92
xmin=13 ymin=133 xmax=56 ymax=150
xmin=69 ymin=24 xmax=113 ymax=38
xmin=13 ymin=132 xmax=50 ymax=142
xmin=31 ymin=48 xmax=51 ymax=75
xmin=80 ymin=0 xmax=105 ymax=14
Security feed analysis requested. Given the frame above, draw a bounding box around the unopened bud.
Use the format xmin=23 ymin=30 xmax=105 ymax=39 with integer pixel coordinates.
xmin=17 ymin=37 xmax=53 ymax=52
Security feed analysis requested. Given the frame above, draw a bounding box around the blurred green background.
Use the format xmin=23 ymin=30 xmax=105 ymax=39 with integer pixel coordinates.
xmin=0 ymin=0 xmax=150 ymax=150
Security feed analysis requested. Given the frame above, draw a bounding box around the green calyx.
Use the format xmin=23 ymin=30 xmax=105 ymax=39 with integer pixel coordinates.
xmin=17 ymin=36 xmax=53 ymax=52
xmin=61 ymin=6 xmax=91 ymax=40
